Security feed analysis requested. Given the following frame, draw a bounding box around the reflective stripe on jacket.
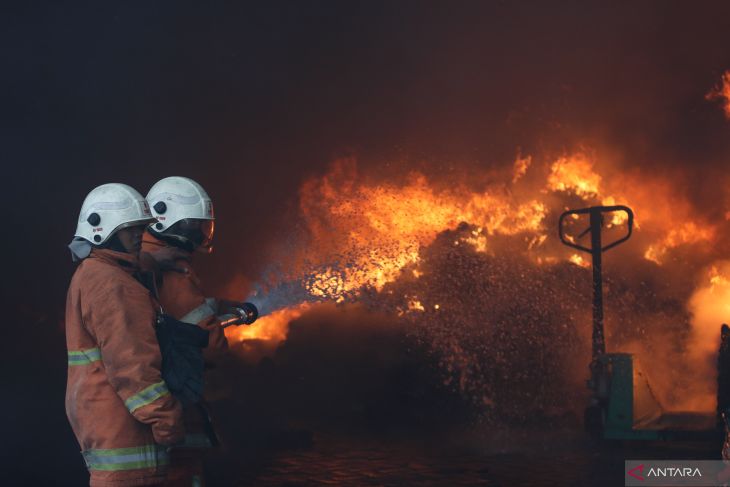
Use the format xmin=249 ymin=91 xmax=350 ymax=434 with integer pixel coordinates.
xmin=65 ymin=248 xmax=184 ymax=487
xmin=82 ymin=444 xmax=169 ymax=472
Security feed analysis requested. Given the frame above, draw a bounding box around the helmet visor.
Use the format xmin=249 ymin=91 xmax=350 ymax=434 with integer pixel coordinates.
xmin=197 ymin=219 xmax=215 ymax=249
xmin=166 ymin=218 xmax=215 ymax=251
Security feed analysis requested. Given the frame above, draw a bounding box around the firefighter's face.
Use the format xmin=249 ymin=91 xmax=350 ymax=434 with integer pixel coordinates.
xmin=116 ymin=224 xmax=146 ymax=255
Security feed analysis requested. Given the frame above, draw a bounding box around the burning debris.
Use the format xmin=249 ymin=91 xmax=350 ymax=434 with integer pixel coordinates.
xmin=225 ymin=145 xmax=730 ymax=419
xmin=377 ymin=223 xmax=589 ymax=423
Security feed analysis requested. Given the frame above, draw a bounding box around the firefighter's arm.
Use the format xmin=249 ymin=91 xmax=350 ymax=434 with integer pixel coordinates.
xmin=180 ymin=298 xmax=229 ymax=363
xmin=174 ymin=263 xmax=229 ymax=354
xmin=84 ymin=281 xmax=184 ymax=445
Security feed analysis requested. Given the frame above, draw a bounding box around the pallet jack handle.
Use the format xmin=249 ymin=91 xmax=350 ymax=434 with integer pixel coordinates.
xmin=558 ymin=205 xmax=634 ymax=395
xmin=559 ymin=205 xmax=634 ymax=254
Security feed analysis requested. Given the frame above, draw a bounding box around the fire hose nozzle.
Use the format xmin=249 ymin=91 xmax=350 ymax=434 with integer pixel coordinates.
xmin=219 ymin=302 xmax=259 ymax=328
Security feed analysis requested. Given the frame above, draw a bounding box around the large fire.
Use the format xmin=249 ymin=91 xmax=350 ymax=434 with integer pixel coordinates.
xmin=226 ymin=73 xmax=730 ymax=417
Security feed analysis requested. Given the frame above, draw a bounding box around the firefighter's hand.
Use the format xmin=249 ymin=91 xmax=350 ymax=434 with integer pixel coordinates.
xmin=152 ymin=416 xmax=185 ymax=446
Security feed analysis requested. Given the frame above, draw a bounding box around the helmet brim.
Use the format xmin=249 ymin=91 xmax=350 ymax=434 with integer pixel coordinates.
xmin=115 ymin=217 xmax=158 ymax=231
xmin=76 ymin=217 xmax=158 ymax=245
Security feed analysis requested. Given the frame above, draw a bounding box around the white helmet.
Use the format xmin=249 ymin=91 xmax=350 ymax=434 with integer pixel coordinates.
xmin=74 ymin=183 xmax=156 ymax=245
xmin=146 ymin=176 xmax=215 ymax=251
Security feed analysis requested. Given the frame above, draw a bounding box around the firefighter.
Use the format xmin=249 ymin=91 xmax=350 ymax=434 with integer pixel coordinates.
xmin=142 ymin=176 xmax=234 ymax=486
xmin=66 ymin=183 xmax=184 ymax=487
xmin=143 ymin=176 xmax=226 ymax=351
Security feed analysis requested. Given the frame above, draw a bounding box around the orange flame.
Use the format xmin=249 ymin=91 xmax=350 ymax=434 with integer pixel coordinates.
xmin=512 ymin=153 xmax=532 ymax=183
xmin=644 ymin=222 xmax=715 ymax=265
xmin=297 ymin=161 xmax=549 ymax=301
xmin=225 ymin=305 xmax=308 ymax=345
xmin=231 ymin=153 xmax=716 ymax=329
xmin=547 ymin=154 xmax=601 ymax=198
xmin=568 ymin=253 xmax=590 ymax=268
xmin=228 ymin=150 xmax=720 ymax=413
xmin=683 ymin=263 xmax=730 ymax=411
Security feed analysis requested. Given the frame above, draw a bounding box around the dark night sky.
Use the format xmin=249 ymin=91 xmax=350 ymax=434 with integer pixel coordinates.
xmin=4 ymin=1 xmax=730 ymax=309
xmin=3 ymin=1 xmax=730 ymax=482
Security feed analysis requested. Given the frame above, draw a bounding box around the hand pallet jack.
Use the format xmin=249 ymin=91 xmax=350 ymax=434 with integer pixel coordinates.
xmin=559 ymin=205 xmax=719 ymax=441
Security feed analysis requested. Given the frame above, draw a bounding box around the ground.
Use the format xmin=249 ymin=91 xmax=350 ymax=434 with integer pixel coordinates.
xmin=205 ymin=428 xmax=720 ymax=486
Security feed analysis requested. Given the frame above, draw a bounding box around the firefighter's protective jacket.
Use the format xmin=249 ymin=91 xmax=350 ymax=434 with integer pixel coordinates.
xmin=141 ymin=232 xmax=228 ymax=357
xmin=141 ymin=231 xmax=228 ymax=452
xmin=65 ymin=248 xmax=184 ymax=487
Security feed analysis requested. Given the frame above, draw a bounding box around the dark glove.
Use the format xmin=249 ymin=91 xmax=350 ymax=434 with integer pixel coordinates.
xmin=156 ymin=314 xmax=209 ymax=404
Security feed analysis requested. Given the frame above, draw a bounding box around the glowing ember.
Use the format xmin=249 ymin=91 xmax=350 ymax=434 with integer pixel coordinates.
xmin=569 ymin=254 xmax=590 ymax=268
xmin=462 ymin=227 xmax=488 ymax=253
xmin=407 ymin=300 xmax=425 ymax=312
xmin=307 ymin=268 xmax=348 ymax=302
